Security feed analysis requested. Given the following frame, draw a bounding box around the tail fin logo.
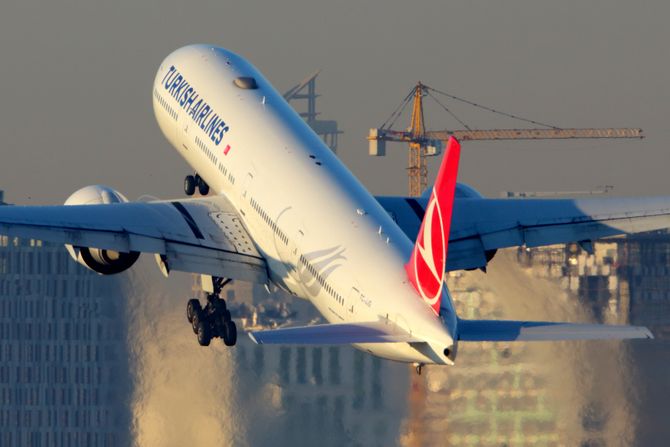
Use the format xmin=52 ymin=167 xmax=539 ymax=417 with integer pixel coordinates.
xmin=405 ymin=136 xmax=461 ymax=314
xmin=410 ymin=190 xmax=446 ymax=308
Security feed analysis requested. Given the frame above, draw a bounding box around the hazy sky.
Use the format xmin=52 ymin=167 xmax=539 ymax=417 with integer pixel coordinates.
xmin=0 ymin=0 xmax=668 ymax=204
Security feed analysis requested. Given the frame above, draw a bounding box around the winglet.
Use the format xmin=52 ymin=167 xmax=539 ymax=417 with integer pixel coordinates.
xmin=405 ymin=137 xmax=461 ymax=314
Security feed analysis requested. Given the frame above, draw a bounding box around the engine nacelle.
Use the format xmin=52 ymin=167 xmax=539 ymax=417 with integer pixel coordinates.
xmin=64 ymin=185 xmax=140 ymax=274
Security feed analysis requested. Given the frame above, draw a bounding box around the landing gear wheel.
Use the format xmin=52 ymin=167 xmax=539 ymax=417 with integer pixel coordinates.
xmin=186 ymin=276 xmax=235 ymax=347
xmin=186 ymin=299 xmax=201 ymax=323
xmin=184 ymin=175 xmax=196 ymax=196
xmin=197 ymin=321 xmax=212 ymax=346
xmin=192 ymin=309 xmax=203 ymax=334
xmin=222 ymin=320 xmax=237 ymax=346
xmin=197 ymin=179 xmax=210 ymax=196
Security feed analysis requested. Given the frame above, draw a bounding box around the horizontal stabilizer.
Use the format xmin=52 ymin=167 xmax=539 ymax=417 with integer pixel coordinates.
xmin=248 ymin=321 xmax=422 ymax=345
xmin=458 ymin=319 xmax=653 ymax=342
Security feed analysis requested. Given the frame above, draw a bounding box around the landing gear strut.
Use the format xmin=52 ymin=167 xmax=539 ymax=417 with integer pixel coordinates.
xmin=414 ymin=362 xmax=425 ymax=375
xmin=184 ymin=174 xmax=210 ymax=196
xmin=186 ymin=277 xmax=237 ymax=347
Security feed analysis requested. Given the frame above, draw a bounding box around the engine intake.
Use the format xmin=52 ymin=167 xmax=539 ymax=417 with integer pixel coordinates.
xmin=63 ymin=185 xmax=140 ymax=275
xmin=77 ymin=247 xmax=140 ymax=275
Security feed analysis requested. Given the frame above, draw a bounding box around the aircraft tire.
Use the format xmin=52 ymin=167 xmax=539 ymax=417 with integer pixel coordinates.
xmin=186 ymin=299 xmax=201 ymax=323
xmin=184 ymin=175 xmax=196 ymax=196
xmin=212 ymin=310 xmax=232 ymax=338
xmin=198 ymin=180 xmax=210 ymax=196
xmin=192 ymin=309 xmax=203 ymax=334
xmin=222 ymin=320 xmax=237 ymax=346
xmin=197 ymin=321 xmax=212 ymax=346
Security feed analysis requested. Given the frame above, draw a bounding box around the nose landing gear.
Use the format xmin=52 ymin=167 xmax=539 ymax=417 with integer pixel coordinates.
xmin=184 ymin=174 xmax=210 ymax=196
xmin=186 ymin=277 xmax=237 ymax=347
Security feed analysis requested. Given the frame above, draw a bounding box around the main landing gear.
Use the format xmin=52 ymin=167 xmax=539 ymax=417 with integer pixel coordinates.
xmin=186 ymin=277 xmax=237 ymax=347
xmin=184 ymin=174 xmax=209 ymax=196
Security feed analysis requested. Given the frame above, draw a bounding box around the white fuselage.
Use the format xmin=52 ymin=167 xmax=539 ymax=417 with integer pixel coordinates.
xmin=152 ymin=45 xmax=456 ymax=365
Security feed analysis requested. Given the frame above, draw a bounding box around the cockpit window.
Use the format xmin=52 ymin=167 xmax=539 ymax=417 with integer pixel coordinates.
xmin=233 ymin=77 xmax=258 ymax=90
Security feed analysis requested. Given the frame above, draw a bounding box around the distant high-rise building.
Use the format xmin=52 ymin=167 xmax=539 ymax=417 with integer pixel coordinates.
xmin=515 ymin=232 xmax=670 ymax=333
xmin=233 ymin=337 xmax=408 ymax=447
xmin=399 ymin=233 xmax=670 ymax=446
xmin=211 ymin=277 xmax=410 ymax=446
xmin=404 ymin=285 xmax=566 ymax=447
xmin=0 ymin=230 xmax=131 ymax=446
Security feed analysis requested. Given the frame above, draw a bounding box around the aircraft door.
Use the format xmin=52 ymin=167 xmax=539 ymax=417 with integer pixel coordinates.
xmin=242 ymin=171 xmax=254 ymax=200
xmin=346 ymin=286 xmax=360 ymax=315
xmin=177 ymin=111 xmax=190 ymax=148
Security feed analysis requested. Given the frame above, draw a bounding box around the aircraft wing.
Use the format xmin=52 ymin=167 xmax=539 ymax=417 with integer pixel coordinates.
xmin=376 ymin=195 xmax=670 ymax=271
xmin=0 ymin=195 xmax=268 ymax=282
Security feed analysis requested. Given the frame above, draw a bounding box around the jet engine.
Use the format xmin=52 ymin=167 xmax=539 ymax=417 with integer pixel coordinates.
xmin=64 ymin=185 xmax=140 ymax=274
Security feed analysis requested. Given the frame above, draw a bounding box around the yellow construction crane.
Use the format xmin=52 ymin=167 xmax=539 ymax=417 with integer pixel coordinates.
xmin=368 ymin=82 xmax=644 ymax=196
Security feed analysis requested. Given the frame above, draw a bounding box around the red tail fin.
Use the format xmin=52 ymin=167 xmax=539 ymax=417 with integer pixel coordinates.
xmin=405 ymin=137 xmax=461 ymax=314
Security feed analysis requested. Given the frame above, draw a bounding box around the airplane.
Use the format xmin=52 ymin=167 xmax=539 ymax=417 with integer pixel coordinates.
xmin=0 ymin=44 xmax=662 ymax=373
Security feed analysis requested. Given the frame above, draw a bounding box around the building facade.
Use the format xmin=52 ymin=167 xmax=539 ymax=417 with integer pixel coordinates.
xmin=401 ymin=232 xmax=670 ymax=446
xmin=0 ymin=234 xmax=131 ymax=446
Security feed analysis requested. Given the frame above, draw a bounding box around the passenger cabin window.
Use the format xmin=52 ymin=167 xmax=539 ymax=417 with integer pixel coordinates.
xmin=233 ymin=77 xmax=258 ymax=90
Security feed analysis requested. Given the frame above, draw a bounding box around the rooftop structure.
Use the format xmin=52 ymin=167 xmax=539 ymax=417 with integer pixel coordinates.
xmin=284 ymin=71 xmax=342 ymax=153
